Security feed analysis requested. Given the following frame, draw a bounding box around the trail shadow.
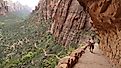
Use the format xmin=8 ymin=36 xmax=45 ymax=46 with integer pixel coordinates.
xmin=91 ymin=52 xmax=102 ymax=56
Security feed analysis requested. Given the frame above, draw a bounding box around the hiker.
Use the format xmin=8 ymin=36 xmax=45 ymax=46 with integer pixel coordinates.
xmin=88 ymin=36 xmax=95 ymax=53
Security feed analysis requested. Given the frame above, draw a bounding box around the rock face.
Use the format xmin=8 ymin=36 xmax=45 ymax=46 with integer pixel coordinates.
xmin=36 ymin=0 xmax=92 ymax=46
xmin=0 ymin=0 xmax=31 ymax=15
xmin=77 ymin=0 xmax=121 ymax=67
xmin=0 ymin=0 xmax=8 ymax=15
xmin=7 ymin=1 xmax=31 ymax=12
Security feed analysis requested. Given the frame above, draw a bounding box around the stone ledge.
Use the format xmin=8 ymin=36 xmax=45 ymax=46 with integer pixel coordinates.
xmin=55 ymin=45 xmax=88 ymax=68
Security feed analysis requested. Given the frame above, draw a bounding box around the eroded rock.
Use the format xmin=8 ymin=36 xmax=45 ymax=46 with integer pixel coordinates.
xmin=36 ymin=0 xmax=92 ymax=46
xmin=77 ymin=0 xmax=121 ymax=67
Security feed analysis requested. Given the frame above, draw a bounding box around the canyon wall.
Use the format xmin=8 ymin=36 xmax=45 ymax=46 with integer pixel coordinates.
xmin=36 ymin=0 xmax=92 ymax=46
xmin=0 ymin=0 xmax=8 ymax=15
xmin=77 ymin=0 xmax=121 ymax=67
xmin=0 ymin=0 xmax=31 ymax=15
xmin=35 ymin=0 xmax=121 ymax=67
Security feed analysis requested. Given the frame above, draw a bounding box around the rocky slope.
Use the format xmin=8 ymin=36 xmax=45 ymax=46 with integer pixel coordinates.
xmin=35 ymin=0 xmax=92 ymax=46
xmin=77 ymin=0 xmax=121 ymax=67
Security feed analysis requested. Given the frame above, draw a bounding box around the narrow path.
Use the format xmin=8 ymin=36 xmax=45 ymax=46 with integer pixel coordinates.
xmin=74 ymin=43 xmax=114 ymax=68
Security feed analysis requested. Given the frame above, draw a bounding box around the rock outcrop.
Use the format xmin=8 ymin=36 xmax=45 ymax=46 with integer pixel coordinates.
xmin=0 ymin=0 xmax=8 ymax=15
xmin=36 ymin=0 xmax=92 ymax=46
xmin=7 ymin=1 xmax=31 ymax=12
xmin=77 ymin=0 xmax=121 ymax=67
xmin=56 ymin=45 xmax=88 ymax=68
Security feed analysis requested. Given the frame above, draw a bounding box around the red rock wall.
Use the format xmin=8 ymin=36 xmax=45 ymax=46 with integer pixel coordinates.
xmin=37 ymin=0 xmax=91 ymax=46
xmin=77 ymin=0 xmax=121 ymax=67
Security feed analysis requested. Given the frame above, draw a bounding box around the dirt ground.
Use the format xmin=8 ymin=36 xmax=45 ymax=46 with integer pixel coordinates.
xmin=74 ymin=43 xmax=116 ymax=68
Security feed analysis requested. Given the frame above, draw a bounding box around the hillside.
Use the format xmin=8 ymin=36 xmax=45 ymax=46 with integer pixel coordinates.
xmin=0 ymin=12 xmax=80 ymax=68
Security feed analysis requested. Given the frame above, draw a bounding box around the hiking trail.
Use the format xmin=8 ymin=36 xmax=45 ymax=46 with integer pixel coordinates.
xmin=74 ymin=44 xmax=115 ymax=68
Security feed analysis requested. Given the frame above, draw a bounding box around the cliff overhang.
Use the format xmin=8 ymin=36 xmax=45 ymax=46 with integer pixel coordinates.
xmin=77 ymin=0 xmax=121 ymax=67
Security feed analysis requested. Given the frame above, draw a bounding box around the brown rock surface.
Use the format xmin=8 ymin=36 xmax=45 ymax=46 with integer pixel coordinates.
xmin=77 ymin=0 xmax=121 ymax=67
xmin=37 ymin=0 xmax=92 ymax=46
xmin=56 ymin=45 xmax=88 ymax=68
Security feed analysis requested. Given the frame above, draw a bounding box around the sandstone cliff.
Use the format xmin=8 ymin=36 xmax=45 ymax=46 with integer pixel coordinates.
xmin=0 ymin=0 xmax=8 ymax=15
xmin=0 ymin=0 xmax=31 ymax=15
xmin=77 ymin=0 xmax=121 ymax=67
xmin=35 ymin=0 xmax=92 ymax=46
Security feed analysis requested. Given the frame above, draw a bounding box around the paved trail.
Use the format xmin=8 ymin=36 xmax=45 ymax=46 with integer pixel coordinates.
xmin=74 ymin=44 xmax=115 ymax=68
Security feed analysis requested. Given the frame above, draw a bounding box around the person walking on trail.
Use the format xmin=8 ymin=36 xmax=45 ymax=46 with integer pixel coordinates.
xmin=88 ymin=37 xmax=95 ymax=53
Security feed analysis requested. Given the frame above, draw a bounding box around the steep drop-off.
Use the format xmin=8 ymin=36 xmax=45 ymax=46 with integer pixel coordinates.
xmin=77 ymin=0 xmax=121 ymax=67
xmin=35 ymin=0 xmax=92 ymax=46
xmin=32 ymin=0 xmax=121 ymax=67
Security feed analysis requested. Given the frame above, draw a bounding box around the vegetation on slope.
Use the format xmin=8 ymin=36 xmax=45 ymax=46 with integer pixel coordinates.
xmin=0 ymin=9 xmax=99 ymax=68
xmin=0 ymin=13 xmax=77 ymax=68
